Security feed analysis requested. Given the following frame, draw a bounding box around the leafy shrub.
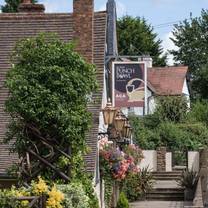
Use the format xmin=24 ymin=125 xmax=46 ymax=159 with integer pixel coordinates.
xmin=186 ymin=100 xmax=208 ymax=126
xmin=177 ymin=170 xmax=199 ymax=189
xmin=155 ymin=96 xmax=188 ymax=123
xmin=5 ymin=33 xmax=98 ymax=178
xmin=130 ymin=114 xmax=208 ymax=151
xmin=116 ymin=192 xmax=129 ymax=208
xmin=122 ymin=167 xmax=154 ymax=202
xmin=78 ymin=176 xmax=99 ymax=208
xmin=0 ymin=177 xmax=96 ymax=208
xmin=0 ymin=189 xmax=20 ymax=208
xmin=57 ymin=182 xmax=90 ymax=208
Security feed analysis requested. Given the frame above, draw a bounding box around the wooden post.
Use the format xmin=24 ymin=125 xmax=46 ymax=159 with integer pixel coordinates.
xmin=41 ymin=194 xmax=46 ymax=208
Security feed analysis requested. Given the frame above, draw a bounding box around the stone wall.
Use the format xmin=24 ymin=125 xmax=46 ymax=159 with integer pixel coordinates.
xmin=188 ymin=151 xmax=199 ymax=172
xmin=157 ymin=147 xmax=166 ymax=172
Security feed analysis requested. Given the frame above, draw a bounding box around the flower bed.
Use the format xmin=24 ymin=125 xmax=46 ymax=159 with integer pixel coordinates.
xmin=0 ymin=177 xmax=92 ymax=208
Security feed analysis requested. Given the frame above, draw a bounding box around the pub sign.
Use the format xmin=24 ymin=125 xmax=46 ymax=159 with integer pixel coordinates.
xmin=112 ymin=62 xmax=147 ymax=108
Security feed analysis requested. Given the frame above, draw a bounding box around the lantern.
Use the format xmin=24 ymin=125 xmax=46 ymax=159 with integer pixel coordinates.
xmin=127 ymin=127 xmax=133 ymax=139
xmin=102 ymin=99 xmax=117 ymax=125
xmin=122 ymin=121 xmax=131 ymax=138
xmin=114 ymin=110 xmax=126 ymax=132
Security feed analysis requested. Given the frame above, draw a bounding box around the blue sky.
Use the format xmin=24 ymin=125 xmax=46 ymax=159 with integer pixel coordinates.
xmin=0 ymin=0 xmax=207 ymax=64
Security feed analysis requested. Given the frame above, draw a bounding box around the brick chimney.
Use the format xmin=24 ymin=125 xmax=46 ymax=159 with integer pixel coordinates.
xmin=18 ymin=0 xmax=45 ymax=13
xmin=73 ymin=0 xmax=94 ymax=63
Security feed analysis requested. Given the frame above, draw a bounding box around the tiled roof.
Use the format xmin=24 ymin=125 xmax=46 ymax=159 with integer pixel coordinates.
xmin=147 ymin=66 xmax=188 ymax=95
xmin=0 ymin=12 xmax=106 ymax=174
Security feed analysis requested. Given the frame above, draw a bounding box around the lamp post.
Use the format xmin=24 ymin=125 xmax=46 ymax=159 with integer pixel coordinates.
xmin=101 ymin=99 xmax=132 ymax=208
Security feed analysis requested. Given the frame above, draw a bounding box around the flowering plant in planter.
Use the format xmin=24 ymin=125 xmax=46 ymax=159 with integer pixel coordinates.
xmin=99 ymin=137 xmax=143 ymax=181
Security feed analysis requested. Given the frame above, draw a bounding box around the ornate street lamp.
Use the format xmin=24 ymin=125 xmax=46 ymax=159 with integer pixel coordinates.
xmin=114 ymin=110 xmax=126 ymax=132
xmin=102 ymin=99 xmax=117 ymax=125
xmin=122 ymin=120 xmax=131 ymax=138
xmin=127 ymin=127 xmax=133 ymax=139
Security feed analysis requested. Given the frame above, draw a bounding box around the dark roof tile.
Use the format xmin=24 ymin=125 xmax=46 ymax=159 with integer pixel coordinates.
xmin=0 ymin=11 xmax=107 ymax=174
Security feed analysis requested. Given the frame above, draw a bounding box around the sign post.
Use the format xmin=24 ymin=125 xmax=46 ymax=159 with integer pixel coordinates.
xmin=112 ymin=62 xmax=147 ymax=115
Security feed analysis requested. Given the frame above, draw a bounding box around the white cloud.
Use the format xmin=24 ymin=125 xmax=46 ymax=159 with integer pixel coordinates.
xmin=162 ymin=32 xmax=178 ymax=66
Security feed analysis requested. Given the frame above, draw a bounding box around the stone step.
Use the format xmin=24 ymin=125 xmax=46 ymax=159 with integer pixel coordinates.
xmin=149 ymin=188 xmax=184 ymax=194
xmin=153 ymin=176 xmax=181 ymax=181
xmin=130 ymin=201 xmax=188 ymax=208
xmin=152 ymin=171 xmax=182 ymax=175
xmin=146 ymin=193 xmax=184 ymax=201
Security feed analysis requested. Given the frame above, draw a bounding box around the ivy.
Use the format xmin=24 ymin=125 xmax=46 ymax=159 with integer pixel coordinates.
xmin=5 ymin=33 xmax=98 ymax=179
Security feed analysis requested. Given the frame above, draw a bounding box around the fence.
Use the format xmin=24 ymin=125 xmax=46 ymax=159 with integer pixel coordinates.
xmin=17 ymin=195 xmax=46 ymax=208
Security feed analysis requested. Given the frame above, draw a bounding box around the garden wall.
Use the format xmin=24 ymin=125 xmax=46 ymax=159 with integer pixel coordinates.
xmin=140 ymin=150 xmax=157 ymax=171
xmin=140 ymin=150 xmax=199 ymax=172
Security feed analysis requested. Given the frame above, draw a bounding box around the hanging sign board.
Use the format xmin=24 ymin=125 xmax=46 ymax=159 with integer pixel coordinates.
xmin=112 ymin=62 xmax=147 ymax=108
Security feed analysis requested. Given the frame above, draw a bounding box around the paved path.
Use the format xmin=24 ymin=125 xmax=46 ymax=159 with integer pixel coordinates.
xmin=130 ymin=201 xmax=186 ymax=208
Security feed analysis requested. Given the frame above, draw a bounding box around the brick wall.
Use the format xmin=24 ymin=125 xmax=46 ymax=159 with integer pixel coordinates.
xmin=73 ymin=0 xmax=94 ymax=63
xmin=157 ymin=147 xmax=166 ymax=172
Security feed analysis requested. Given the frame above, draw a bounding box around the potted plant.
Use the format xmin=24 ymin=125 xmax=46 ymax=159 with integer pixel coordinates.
xmin=177 ymin=169 xmax=199 ymax=201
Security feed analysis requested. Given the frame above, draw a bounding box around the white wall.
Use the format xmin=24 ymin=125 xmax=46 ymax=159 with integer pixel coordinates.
xmin=182 ymin=79 xmax=190 ymax=108
xmin=188 ymin=151 xmax=199 ymax=172
xmin=166 ymin=152 xmax=172 ymax=172
xmin=140 ymin=150 xmax=157 ymax=172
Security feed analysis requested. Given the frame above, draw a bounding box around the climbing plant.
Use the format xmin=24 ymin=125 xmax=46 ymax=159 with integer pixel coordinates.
xmin=5 ymin=33 xmax=98 ymax=182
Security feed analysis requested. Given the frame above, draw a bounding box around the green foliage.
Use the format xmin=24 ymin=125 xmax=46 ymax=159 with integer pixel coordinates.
xmin=192 ymin=64 xmax=208 ymax=99
xmin=104 ymin=177 xmax=113 ymax=208
xmin=130 ymin=97 xmax=208 ymax=151
xmin=0 ymin=177 xmax=98 ymax=208
xmin=117 ymin=15 xmax=167 ymax=66
xmin=170 ymin=9 xmax=208 ymax=99
xmin=0 ymin=189 xmax=20 ymax=208
xmin=5 ymin=33 xmax=97 ymax=178
xmin=186 ymin=100 xmax=208 ymax=125
xmin=122 ymin=167 xmax=154 ymax=202
xmin=155 ymin=96 xmax=188 ymax=122
xmin=77 ymin=175 xmax=99 ymax=208
xmin=177 ymin=170 xmax=199 ymax=189
xmin=58 ymin=182 xmax=90 ymax=208
xmin=116 ymin=192 xmax=129 ymax=208
xmin=1 ymin=0 xmax=37 ymax=13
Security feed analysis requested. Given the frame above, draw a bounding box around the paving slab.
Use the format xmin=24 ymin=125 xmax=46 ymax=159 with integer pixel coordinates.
xmin=130 ymin=201 xmax=192 ymax=208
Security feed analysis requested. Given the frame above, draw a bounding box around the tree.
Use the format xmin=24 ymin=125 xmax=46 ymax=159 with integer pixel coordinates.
xmin=155 ymin=96 xmax=188 ymax=122
xmin=170 ymin=10 xmax=208 ymax=99
xmin=1 ymin=0 xmax=37 ymax=13
xmin=5 ymin=33 xmax=98 ymax=181
xmin=117 ymin=16 xmax=167 ymax=66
